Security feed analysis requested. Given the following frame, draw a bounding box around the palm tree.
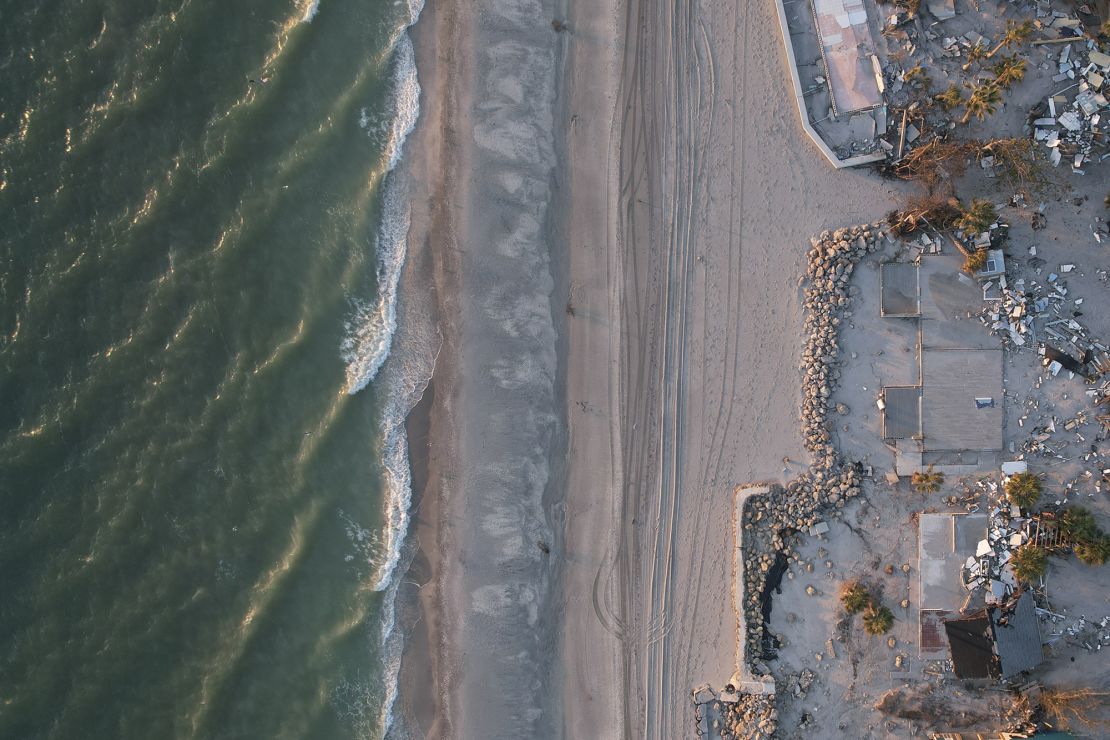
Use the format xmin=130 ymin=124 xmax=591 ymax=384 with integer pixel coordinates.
xmin=1059 ymin=507 xmax=1110 ymax=566
xmin=863 ymin=604 xmax=895 ymax=635
xmin=935 ymin=84 xmax=963 ymax=111
xmin=1005 ymin=472 xmax=1042 ymax=510
xmin=1010 ymin=545 xmax=1047 ymax=582
xmin=987 ymin=20 xmax=1034 ymax=58
xmin=961 ymin=42 xmax=987 ymax=72
xmin=1060 ymin=506 xmax=1099 ymax=542
xmin=955 ymin=198 xmax=997 ymax=235
xmin=961 ymin=82 xmax=1002 ymax=124
xmin=992 ymin=54 xmax=1028 ymax=89
xmin=840 ymin=581 xmax=873 ymax=614
xmin=1073 ymin=535 xmax=1110 ymax=566
xmin=911 ymin=466 xmax=944 ymax=493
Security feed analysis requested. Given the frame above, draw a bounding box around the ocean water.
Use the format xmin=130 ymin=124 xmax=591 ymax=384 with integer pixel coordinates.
xmin=0 ymin=1 xmax=424 ymax=738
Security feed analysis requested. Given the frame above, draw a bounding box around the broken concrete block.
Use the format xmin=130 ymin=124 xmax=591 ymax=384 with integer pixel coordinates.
xmin=1059 ymin=111 xmax=1082 ymax=131
xmin=1089 ymin=50 xmax=1110 ymax=69
xmin=926 ymin=0 xmax=956 ymax=20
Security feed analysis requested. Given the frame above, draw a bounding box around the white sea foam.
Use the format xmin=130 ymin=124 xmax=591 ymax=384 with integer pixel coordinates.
xmin=341 ymin=34 xmax=421 ymax=396
xmin=338 ymin=2 xmax=429 ymax=736
xmin=372 ymin=380 xmax=415 ymax=593
xmin=301 ymin=0 xmax=320 ymax=23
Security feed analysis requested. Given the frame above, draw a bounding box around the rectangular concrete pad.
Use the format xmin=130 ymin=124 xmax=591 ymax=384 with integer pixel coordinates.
xmin=882 ymin=386 xmax=921 ymax=441
xmin=921 ymin=349 xmax=1003 ymax=452
xmin=918 ymin=512 xmax=988 ymax=612
xmin=811 ymin=0 xmax=882 ymax=114
xmin=880 ymin=262 xmax=920 ymax=317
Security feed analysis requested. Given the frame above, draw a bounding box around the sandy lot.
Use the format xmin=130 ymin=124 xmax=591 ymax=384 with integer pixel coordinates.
xmin=564 ymin=0 xmax=903 ymax=737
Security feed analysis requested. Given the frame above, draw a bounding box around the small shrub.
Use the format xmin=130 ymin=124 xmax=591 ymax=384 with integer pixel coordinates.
xmin=911 ymin=466 xmax=944 ymax=493
xmin=1004 ymin=472 xmax=1042 ymax=510
xmin=904 ymin=63 xmax=931 ymax=90
xmin=840 ymin=581 xmax=873 ymax=614
xmin=863 ymin=604 xmax=895 ymax=635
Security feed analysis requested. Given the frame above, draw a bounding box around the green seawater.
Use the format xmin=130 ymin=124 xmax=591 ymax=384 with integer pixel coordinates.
xmin=0 ymin=1 xmax=420 ymax=737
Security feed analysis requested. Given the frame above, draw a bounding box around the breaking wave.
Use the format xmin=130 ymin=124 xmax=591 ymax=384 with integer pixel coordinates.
xmin=341 ymin=32 xmax=421 ymax=396
xmin=339 ymin=2 xmax=429 ymax=736
xmin=368 ymin=238 xmax=437 ymax=740
xmin=301 ymin=0 xmax=320 ymax=23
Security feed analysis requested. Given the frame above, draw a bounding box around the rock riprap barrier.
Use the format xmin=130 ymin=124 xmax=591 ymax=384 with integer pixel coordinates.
xmin=720 ymin=224 xmax=885 ymax=740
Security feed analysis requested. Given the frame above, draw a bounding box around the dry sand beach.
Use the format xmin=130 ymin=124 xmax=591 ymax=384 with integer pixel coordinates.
xmin=395 ymin=0 xmax=903 ymax=737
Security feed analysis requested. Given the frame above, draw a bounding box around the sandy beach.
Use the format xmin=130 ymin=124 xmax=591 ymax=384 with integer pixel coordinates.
xmin=396 ymin=0 xmax=901 ymax=737
xmin=397 ymin=0 xmax=565 ymax=737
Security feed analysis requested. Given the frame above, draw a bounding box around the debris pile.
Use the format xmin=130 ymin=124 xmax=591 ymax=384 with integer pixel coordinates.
xmin=1029 ymin=42 xmax=1110 ymax=173
xmin=980 ymin=275 xmax=1035 ymax=347
xmin=980 ymin=260 xmax=1110 ymax=376
xmin=960 ymin=482 xmax=1027 ymax=605
xmin=1038 ymin=608 xmax=1110 ymax=653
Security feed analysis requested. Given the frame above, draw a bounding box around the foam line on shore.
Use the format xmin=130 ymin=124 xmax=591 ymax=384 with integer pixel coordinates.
xmin=341 ymin=30 xmax=421 ymax=396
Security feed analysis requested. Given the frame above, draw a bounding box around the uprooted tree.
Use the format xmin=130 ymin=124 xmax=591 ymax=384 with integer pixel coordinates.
xmin=1040 ymin=688 xmax=1110 ymax=733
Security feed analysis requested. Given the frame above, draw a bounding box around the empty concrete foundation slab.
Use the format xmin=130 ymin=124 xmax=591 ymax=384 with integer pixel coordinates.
xmin=919 ymin=512 xmax=988 ymax=612
xmin=880 ymin=262 xmax=920 ymax=317
xmin=881 ymin=386 xmax=921 ymax=441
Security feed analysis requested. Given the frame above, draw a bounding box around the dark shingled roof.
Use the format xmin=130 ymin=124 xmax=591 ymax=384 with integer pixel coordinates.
xmin=991 ymin=591 xmax=1043 ymax=678
xmin=944 ymin=591 xmax=1043 ymax=681
xmin=944 ymin=613 xmax=994 ymax=679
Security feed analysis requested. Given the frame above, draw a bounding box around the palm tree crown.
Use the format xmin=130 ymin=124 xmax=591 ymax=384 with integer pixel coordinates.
xmin=987 ymin=20 xmax=1034 ymax=58
xmin=961 ymin=82 xmax=1002 ymax=124
xmin=992 ymin=54 xmax=1027 ymax=88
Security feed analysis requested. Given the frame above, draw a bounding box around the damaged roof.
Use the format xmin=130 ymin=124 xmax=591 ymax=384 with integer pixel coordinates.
xmin=990 ymin=591 xmax=1043 ymax=679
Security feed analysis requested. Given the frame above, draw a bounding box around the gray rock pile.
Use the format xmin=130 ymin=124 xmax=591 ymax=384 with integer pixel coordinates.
xmin=716 ymin=695 xmax=777 ymax=740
